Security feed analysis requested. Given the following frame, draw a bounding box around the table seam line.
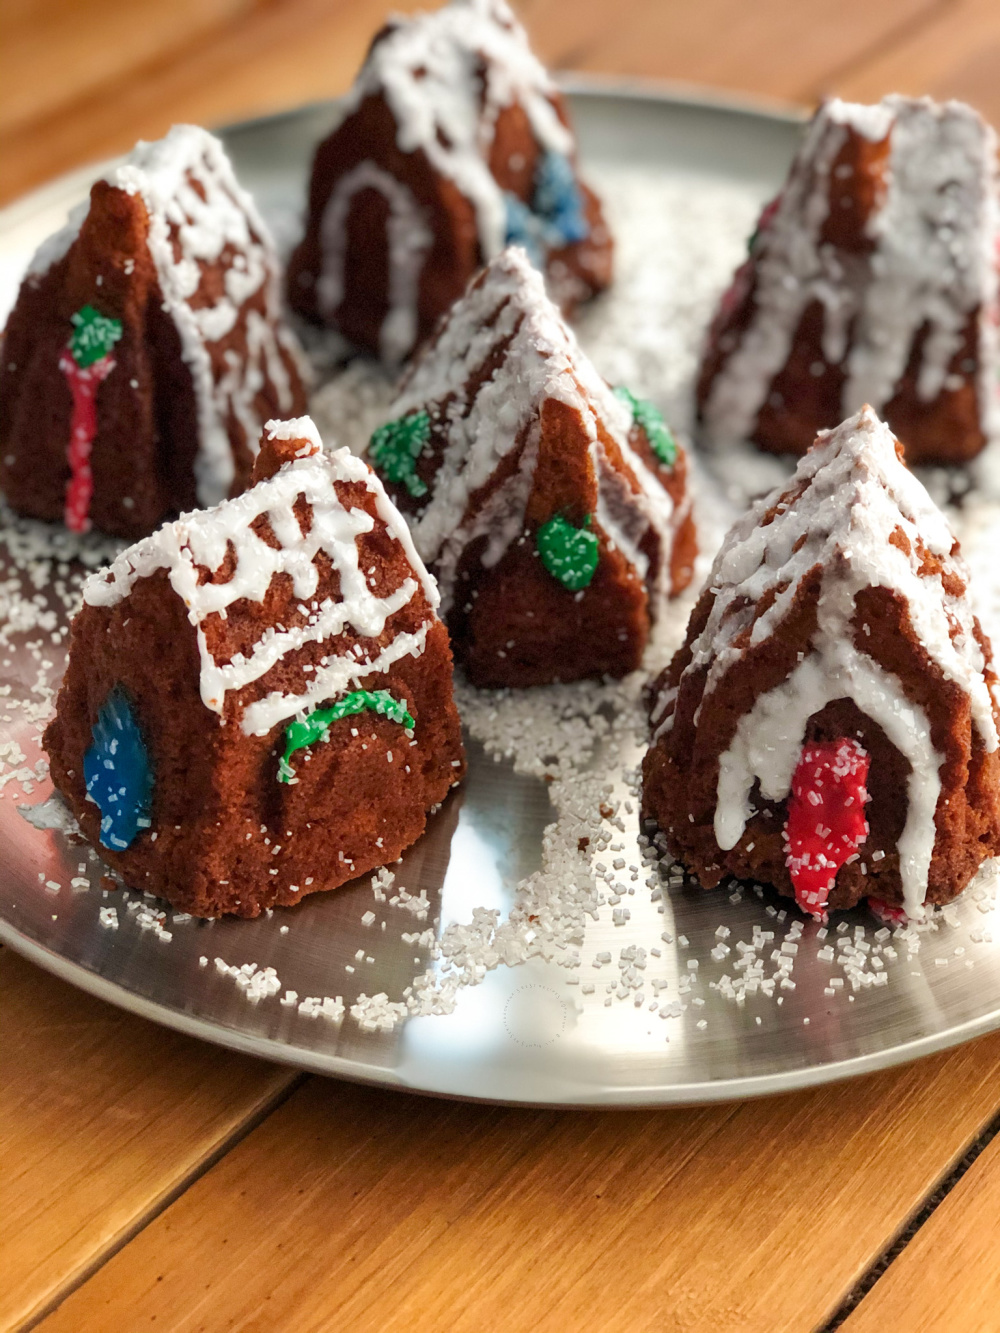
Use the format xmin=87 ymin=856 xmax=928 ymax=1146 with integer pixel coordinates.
xmin=19 ymin=1069 xmax=310 ymax=1333
xmin=819 ymin=1100 xmax=1000 ymax=1331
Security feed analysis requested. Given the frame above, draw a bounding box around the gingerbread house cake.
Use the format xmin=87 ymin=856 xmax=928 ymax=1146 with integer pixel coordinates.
xmin=367 ymin=245 xmax=696 ymax=688
xmin=696 ymin=96 xmax=1000 ymax=466
xmin=0 ymin=125 xmax=309 ymax=539
xmin=44 ymin=416 xmax=465 ymax=918
xmin=643 ymin=405 xmax=1000 ymax=920
xmin=287 ymin=0 xmax=612 ymax=363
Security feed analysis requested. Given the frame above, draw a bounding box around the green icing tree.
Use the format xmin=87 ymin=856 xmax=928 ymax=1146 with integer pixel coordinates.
xmin=536 ymin=513 xmax=599 ymax=592
xmin=278 ymin=689 xmax=415 ymax=783
xmin=614 ymin=386 xmax=677 ymax=468
xmin=69 ymin=304 xmax=123 ymax=369
xmin=368 ymin=411 xmax=431 ymax=499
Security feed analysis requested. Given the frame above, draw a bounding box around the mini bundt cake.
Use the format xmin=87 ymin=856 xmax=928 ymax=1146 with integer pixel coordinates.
xmin=366 ymin=245 xmax=696 ymax=688
xmin=44 ymin=416 xmax=465 ymax=917
xmin=643 ymin=405 xmax=1000 ymax=920
xmin=0 ymin=125 xmax=309 ymax=538
xmin=697 ymin=96 xmax=1000 ymax=466
xmin=287 ymin=0 xmax=612 ymax=363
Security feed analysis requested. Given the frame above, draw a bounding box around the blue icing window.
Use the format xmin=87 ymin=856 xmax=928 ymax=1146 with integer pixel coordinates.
xmin=533 ymin=151 xmax=589 ymax=246
xmin=83 ymin=686 xmax=154 ymax=851
xmin=503 ymin=152 xmax=590 ymax=266
xmin=503 ymin=192 xmax=546 ymax=267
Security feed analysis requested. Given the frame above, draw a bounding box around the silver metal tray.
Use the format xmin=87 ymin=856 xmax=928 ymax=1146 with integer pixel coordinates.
xmin=4 ymin=82 xmax=1000 ymax=1107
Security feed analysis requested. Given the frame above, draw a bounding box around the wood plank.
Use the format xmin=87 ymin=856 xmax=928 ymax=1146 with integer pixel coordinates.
xmin=518 ymin=0 xmax=951 ymax=105
xmin=0 ymin=0 xmax=426 ymax=208
xmin=0 ymin=0 xmax=959 ymax=209
xmin=0 ymin=949 xmax=299 ymax=1332
xmin=839 ymin=1129 xmax=1000 ymax=1332
xmin=36 ymin=1034 xmax=1000 ymax=1333
xmin=835 ymin=0 xmax=1000 ymax=127
xmin=0 ymin=0 xmax=261 ymax=139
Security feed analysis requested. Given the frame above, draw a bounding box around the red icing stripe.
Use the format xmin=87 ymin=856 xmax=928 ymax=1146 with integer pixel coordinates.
xmin=59 ymin=349 xmax=116 ymax=533
xmin=784 ymin=738 xmax=870 ymax=917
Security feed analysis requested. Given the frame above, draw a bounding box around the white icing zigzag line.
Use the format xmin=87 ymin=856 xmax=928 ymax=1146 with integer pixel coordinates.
xmin=83 ymin=436 xmax=439 ymax=734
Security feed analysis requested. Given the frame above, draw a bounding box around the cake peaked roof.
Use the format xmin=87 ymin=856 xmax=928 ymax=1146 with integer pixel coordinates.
xmin=702 ymin=95 xmax=1000 ymax=446
xmin=662 ymin=406 xmax=998 ymax=917
xmin=387 ymin=244 xmax=677 ymax=607
xmin=83 ymin=416 xmax=438 ymax=738
xmin=27 ymin=125 xmax=304 ymax=508
xmin=344 ymin=0 xmax=572 ymax=257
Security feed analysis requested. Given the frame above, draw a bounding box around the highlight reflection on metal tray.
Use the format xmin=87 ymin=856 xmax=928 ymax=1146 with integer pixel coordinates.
xmin=3 ymin=82 xmax=1000 ymax=1107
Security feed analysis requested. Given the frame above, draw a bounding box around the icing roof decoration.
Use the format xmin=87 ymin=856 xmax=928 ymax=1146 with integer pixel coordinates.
xmin=29 ymin=124 xmax=306 ymax=506
xmin=83 ymin=417 xmax=439 ymax=738
xmin=384 ymin=244 xmax=681 ymax=612
xmin=701 ymin=96 xmax=1000 ymax=449
xmin=651 ymin=405 xmax=999 ymax=917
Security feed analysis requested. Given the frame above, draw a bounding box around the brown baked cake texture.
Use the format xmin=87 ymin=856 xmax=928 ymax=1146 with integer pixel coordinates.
xmin=0 ymin=125 xmax=309 ymax=540
xmin=642 ymin=405 xmax=1000 ymax=921
xmin=43 ymin=416 xmax=466 ymax=918
xmin=287 ymin=0 xmax=612 ymax=363
xmin=696 ymin=96 xmax=1000 ymax=466
xmin=365 ymin=245 xmax=696 ymax=688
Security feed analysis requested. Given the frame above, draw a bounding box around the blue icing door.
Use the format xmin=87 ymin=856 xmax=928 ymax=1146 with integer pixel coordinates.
xmin=83 ymin=686 xmax=154 ymax=851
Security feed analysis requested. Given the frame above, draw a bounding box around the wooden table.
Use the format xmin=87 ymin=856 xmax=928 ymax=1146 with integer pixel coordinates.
xmin=4 ymin=2 xmax=1000 ymax=1329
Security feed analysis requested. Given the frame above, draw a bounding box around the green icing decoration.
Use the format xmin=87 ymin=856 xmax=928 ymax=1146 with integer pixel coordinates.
xmin=536 ymin=513 xmax=599 ymax=592
xmin=278 ymin=689 xmax=415 ymax=783
xmin=69 ymin=304 xmax=123 ymax=369
xmin=368 ymin=411 xmax=431 ymax=499
xmin=614 ymin=386 xmax=678 ymax=468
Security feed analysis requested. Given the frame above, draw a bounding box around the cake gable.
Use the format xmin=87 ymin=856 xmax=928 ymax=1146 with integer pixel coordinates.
xmin=45 ymin=415 xmax=465 ymax=918
xmin=287 ymin=0 xmax=611 ymax=361
xmin=0 ymin=125 xmax=308 ymax=537
xmin=697 ymin=96 xmax=1000 ymax=464
xmin=83 ymin=416 xmax=440 ymax=737
xmin=646 ymin=406 xmax=1000 ymax=918
xmin=367 ymin=245 xmax=695 ymax=686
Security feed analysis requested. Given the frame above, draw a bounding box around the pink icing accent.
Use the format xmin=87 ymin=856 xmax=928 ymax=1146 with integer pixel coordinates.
xmin=784 ymin=738 xmax=870 ymax=917
xmin=59 ymin=348 xmax=116 ymax=533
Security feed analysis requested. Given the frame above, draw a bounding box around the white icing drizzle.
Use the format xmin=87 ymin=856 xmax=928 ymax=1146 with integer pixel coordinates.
xmin=342 ymin=0 xmax=572 ymax=256
xmin=83 ymin=417 xmax=439 ymax=737
xmin=27 ymin=125 xmax=306 ymax=507
xmin=316 ymin=161 xmax=433 ymax=363
xmin=382 ymin=245 xmax=680 ymax=611
xmin=660 ymin=406 xmax=998 ymax=917
xmin=701 ymin=96 xmax=1000 ymax=448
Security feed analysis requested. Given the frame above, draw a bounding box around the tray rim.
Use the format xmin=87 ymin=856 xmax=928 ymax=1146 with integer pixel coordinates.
xmin=4 ymin=78 xmax=994 ymax=1109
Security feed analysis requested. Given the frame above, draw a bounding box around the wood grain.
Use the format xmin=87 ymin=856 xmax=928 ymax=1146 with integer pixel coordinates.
xmin=517 ymin=0 xmax=952 ymax=104
xmin=0 ymin=949 xmax=299 ymax=1332
xmin=36 ymin=1034 xmax=1000 ymax=1333
xmin=0 ymin=0 xmax=425 ymax=208
xmin=0 ymin=0 xmax=261 ymax=139
xmin=836 ymin=0 xmax=1000 ymax=125
xmin=840 ymin=1130 xmax=1000 ymax=1333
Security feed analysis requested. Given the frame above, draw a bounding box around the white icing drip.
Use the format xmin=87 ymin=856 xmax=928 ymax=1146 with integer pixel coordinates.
xmin=665 ymin=406 xmax=998 ymax=915
xmin=715 ymin=613 xmax=942 ymax=921
xmin=316 ymin=161 xmax=433 ymax=364
xmin=702 ymin=96 xmax=1000 ymax=449
xmin=29 ymin=125 xmax=305 ymax=506
xmin=344 ymin=0 xmax=572 ymax=262
xmin=384 ymin=246 xmax=678 ymax=605
xmin=82 ymin=419 xmax=439 ymax=734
